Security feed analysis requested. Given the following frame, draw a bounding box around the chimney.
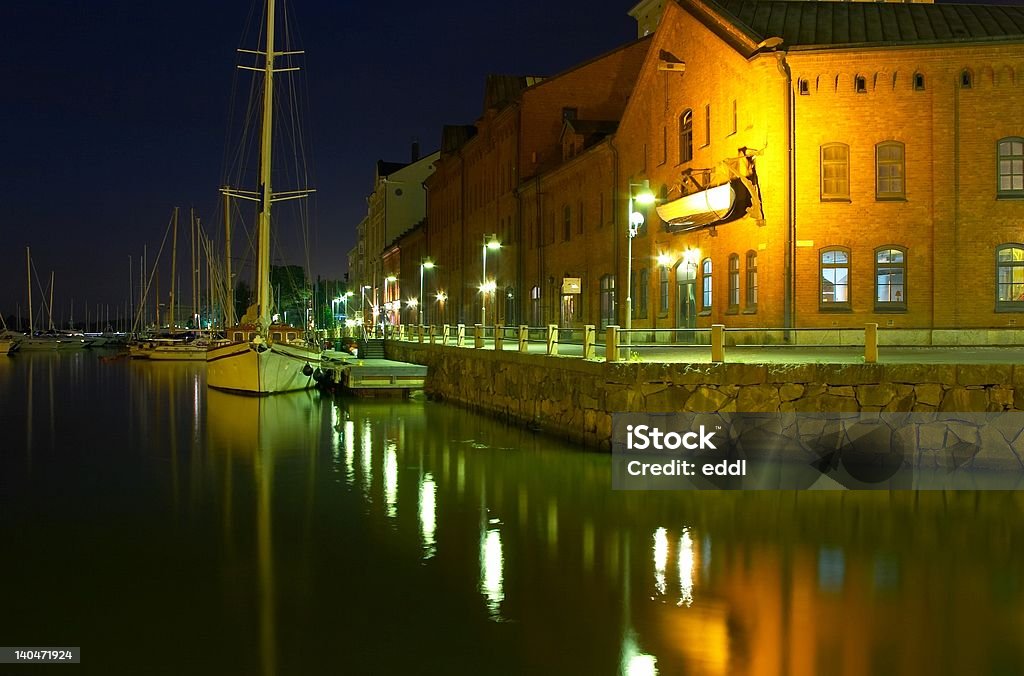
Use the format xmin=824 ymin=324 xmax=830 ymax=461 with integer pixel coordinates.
xmin=411 ymin=139 xmax=420 ymax=163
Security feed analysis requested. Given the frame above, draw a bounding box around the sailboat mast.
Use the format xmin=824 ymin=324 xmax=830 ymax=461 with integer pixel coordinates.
xmin=48 ymin=271 xmax=55 ymax=331
xmin=26 ymin=247 xmax=33 ymax=334
xmin=224 ymin=191 xmax=234 ymax=326
xmin=170 ymin=207 xmax=178 ymax=331
xmin=256 ymin=0 xmax=276 ymax=332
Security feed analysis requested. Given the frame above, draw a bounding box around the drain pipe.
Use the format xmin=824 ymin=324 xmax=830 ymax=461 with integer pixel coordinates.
xmin=610 ymin=136 xmax=620 ymax=327
xmin=775 ymin=49 xmax=795 ymax=339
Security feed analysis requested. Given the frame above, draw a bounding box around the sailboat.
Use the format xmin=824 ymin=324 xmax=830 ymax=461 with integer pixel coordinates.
xmin=206 ymin=0 xmax=319 ymax=394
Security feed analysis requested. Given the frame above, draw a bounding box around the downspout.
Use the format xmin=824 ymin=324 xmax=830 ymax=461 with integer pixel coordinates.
xmin=610 ymin=136 xmax=620 ymax=328
xmin=775 ymin=51 xmax=795 ymax=337
xmin=459 ymin=153 xmax=466 ymax=324
xmin=536 ymin=174 xmax=544 ymax=324
xmin=953 ymin=75 xmax=960 ymax=324
xmin=515 ymin=108 xmax=523 ymax=325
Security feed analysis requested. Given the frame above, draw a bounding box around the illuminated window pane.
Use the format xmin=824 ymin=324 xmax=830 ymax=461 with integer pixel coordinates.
xmin=998 ymin=138 xmax=1024 ymax=197
xmin=702 ymin=258 xmax=712 ymax=309
xmin=875 ymin=248 xmax=907 ymax=309
xmin=820 ymin=248 xmax=850 ymax=308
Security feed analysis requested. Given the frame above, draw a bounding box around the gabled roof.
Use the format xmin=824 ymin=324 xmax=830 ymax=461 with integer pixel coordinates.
xmin=701 ymin=0 xmax=1024 ymax=49
xmin=483 ymin=74 xmax=546 ymax=112
xmin=375 ymin=160 xmax=408 ymax=180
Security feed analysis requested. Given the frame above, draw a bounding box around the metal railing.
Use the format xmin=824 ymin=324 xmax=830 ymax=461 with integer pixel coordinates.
xmin=383 ymin=321 xmax=983 ymax=364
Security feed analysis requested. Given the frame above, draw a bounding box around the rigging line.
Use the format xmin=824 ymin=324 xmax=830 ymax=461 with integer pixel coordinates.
xmin=130 ymin=211 xmax=175 ymax=334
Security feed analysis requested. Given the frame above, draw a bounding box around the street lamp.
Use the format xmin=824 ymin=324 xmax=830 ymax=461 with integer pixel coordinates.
xmin=420 ymin=259 xmax=434 ymax=326
xmin=482 ymin=235 xmax=500 ymax=325
xmin=627 ymin=180 xmax=655 ymax=353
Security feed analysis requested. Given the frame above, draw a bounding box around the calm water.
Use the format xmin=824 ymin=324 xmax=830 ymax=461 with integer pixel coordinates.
xmin=1 ymin=352 xmax=1022 ymax=675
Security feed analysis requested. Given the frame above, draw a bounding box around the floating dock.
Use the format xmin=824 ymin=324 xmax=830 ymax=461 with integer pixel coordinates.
xmin=319 ymin=351 xmax=427 ymax=395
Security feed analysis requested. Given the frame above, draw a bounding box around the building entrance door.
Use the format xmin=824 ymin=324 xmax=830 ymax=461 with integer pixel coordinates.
xmin=676 ymin=261 xmax=697 ymax=342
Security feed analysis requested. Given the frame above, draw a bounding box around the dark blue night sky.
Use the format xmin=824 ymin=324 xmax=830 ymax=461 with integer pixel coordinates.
xmin=1 ymin=0 xmax=637 ymax=317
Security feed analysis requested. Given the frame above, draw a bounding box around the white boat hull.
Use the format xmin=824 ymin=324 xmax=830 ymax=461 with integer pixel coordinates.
xmin=206 ymin=341 xmax=318 ymax=394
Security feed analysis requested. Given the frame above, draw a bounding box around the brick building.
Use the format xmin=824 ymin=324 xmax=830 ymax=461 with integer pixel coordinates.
xmin=420 ymin=39 xmax=652 ymax=326
xmin=390 ymin=0 xmax=1024 ymax=340
xmin=616 ymin=0 xmax=1024 ymax=339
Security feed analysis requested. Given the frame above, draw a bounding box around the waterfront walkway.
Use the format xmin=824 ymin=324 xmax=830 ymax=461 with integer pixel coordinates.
xmin=383 ymin=336 xmax=1024 ymax=365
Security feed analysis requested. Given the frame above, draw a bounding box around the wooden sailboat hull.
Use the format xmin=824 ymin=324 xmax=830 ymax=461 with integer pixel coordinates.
xmin=206 ymin=341 xmax=318 ymax=394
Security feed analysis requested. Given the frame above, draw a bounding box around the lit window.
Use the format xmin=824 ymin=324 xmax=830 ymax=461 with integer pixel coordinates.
xmin=745 ymin=251 xmax=758 ymax=309
xmin=821 ymin=143 xmax=850 ymax=200
xmin=997 ymin=245 xmax=1024 ymax=310
xmin=728 ymin=254 xmax=740 ymax=309
xmin=820 ymin=248 xmax=850 ymax=309
xmin=997 ymin=137 xmax=1024 ymax=197
xmin=679 ymin=109 xmax=693 ymax=163
xmin=876 ymin=142 xmax=905 ymax=200
xmin=875 ymin=247 xmax=906 ymax=311
xmin=701 ymin=258 xmax=712 ymax=309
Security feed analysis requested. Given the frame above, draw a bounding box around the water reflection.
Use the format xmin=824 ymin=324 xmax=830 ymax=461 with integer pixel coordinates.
xmin=419 ymin=472 xmax=436 ymax=558
xmin=2 ymin=354 xmax=1023 ymax=675
xmin=480 ymin=528 xmax=504 ymax=620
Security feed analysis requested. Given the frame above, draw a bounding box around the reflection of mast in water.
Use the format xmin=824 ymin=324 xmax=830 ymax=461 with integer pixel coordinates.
xmin=385 ymin=442 xmax=398 ymax=519
xmin=206 ymin=391 xmax=318 ymax=676
xmin=620 ymin=531 xmax=659 ymax=675
xmin=26 ymin=359 xmax=33 ymax=472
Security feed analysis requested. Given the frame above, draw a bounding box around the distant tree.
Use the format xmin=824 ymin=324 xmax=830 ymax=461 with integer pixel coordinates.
xmin=234 ymin=280 xmax=252 ymax=322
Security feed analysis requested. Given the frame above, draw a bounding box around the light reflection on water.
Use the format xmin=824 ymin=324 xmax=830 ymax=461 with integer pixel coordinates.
xmin=1 ymin=352 xmax=1023 ymax=675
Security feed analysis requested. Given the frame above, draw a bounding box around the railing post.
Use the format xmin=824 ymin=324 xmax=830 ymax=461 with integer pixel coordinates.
xmin=429 ymin=325 xmax=437 ymax=345
xmin=547 ymin=324 xmax=559 ymax=355
xmin=865 ymin=322 xmax=878 ymax=363
xmin=711 ymin=324 xmax=725 ymax=363
xmin=606 ymin=325 xmax=620 ymax=362
xmin=494 ymin=325 xmax=503 ymax=351
xmin=474 ymin=323 xmax=483 ymax=349
xmin=456 ymin=323 xmax=465 ymax=347
xmin=398 ymin=324 xmax=405 ymax=341
xmin=519 ymin=325 xmax=529 ymax=353
xmin=584 ymin=324 xmax=596 ymax=359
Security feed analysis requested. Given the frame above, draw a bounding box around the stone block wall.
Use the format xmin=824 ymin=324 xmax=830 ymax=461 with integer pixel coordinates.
xmin=386 ymin=342 xmax=1024 ymax=456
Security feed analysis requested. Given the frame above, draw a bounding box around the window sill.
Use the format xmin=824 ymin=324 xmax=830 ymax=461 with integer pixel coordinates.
xmin=818 ymin=306 xmax=852 ymax=312
xmin=725 ymin=307 xmax=739 ymax=315
xmin=876 ymin=196 xmax=907 ymax=202
xmin=820 ymin=197 xmax=852 ymax=203
xmin=742 ymin=307 xmax=758 ymax=314
xmin=997 ymin=193 xmax=1024 ymax=200
xmin=995 ymin=305 xmax=1024 ymax=313
xmin=699 ymin=310 xmax=712 ymax=317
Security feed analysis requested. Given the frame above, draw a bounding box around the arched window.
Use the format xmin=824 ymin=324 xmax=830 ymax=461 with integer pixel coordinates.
xmin=876 ymin=142 xmax=905 ymax=200
xmin=679 ymin=109 xmax=693 ymax=163
xmin=997 ymin=137 xmax=1024 ymax=197
xmin=745 ymin=251 xmax=758 ymax=309
xmin=996 ymin=245 xmax=1024 ymax=310
xmin=728 ymin=254 xmax=740 ymax=309
xmin=961 ymin=69 xmax=973 ymax=88
xmin=820 ymin=143 xmax=850 ymax=201
xmin=819 ymin=248 xmax=850 ymax=309
xmin=875 ymin=247 xmax=907 ymax=311
xmin=701 ymin=258 xmax=713 ymax=309
xmin=913 ymin=72 xmax=925 ymax=91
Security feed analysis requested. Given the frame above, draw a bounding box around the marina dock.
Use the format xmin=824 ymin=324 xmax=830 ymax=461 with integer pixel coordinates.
xmin=319 ymin=351 xmax=427 ymax=395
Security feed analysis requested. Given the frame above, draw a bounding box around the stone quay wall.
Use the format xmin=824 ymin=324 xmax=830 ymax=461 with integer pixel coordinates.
xmin=385 ymin=342 xmax=1024 ymax=461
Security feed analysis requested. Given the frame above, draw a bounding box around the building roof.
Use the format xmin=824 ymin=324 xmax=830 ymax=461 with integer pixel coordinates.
xmin=375 ymin=160 xmax=408 ymax=180
xmin=702 ymin=0 xmax=1024 ymax=49
xmin=483 ymin=74 xmax=546 ymax=112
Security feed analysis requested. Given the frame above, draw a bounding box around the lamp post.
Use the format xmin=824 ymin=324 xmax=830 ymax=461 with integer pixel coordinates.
xmin=384 ymin=275 xmax=397 ymax=335
xmin=420 ymin=259 xmax=434 ymax=326
xmin=482 ymin=234 xmax=500 ymax=325
xmin=627 ymin=180 xmax=655 ymax=353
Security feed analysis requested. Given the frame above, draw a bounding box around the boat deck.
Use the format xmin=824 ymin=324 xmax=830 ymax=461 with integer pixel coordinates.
xmin=320 ymin=352 xmax=427 ymax=395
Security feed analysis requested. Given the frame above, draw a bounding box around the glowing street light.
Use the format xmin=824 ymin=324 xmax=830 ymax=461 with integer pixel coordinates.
xmin=482 ymin=235 xmax=500 ymax=325
xmin=627 ymin=180 xmax=655 ymax=354
xmin=420 ymin=259 xmax=434 ymax=326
